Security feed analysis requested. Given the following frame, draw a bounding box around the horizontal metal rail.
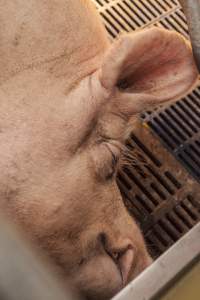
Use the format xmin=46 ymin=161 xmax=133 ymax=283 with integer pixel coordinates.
xmin=112 ymin=222 xmax=200 ymax=300
xmin=179 ymin=0 xmax=200 ymax=72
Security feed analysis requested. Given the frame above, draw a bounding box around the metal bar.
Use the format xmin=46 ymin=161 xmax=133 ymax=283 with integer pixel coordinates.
xmin=0 ymin=215 xmax=81 ymax=300
xmin=112 ymin=222 xmax=200 ymax=300
xmin=179 ymin=0 xmax=200 ymax=72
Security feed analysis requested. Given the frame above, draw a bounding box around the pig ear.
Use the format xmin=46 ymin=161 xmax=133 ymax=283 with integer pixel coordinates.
xmin=99 ymin=27 xmax=198 ymax=114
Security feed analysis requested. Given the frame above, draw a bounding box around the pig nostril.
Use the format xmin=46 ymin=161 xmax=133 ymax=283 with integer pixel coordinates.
xmin=98 ymin=233 xmax=135 ymax=286
xmin=111 ymin=249 xmax=127 ymax=262
xmin=112 ymin=251 xmax=120 ymax=260
xmin=108 ymin=246 xmax=135 ymax=286
xmin=114 ymin=247 xmax=135 ymax=285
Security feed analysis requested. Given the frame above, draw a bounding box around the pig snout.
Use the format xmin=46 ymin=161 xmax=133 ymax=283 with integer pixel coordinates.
xmin=68 ymin=212 xmax=152 ymax=300
xmin=99 ymin=234 xmax=136 ymax=287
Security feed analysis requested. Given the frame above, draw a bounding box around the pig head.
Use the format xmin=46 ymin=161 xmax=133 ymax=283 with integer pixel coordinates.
xmin=0 ymin=0 xmax=198 ymax=299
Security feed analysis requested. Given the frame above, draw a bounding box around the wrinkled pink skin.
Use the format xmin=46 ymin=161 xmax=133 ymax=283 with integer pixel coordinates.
xmin=0 ymin=1 xmax=198 ymax=299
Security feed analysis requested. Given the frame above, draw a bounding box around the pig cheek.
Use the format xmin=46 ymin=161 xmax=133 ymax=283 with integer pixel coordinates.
xmin=72 ymin=255 xmax=122 ymax=299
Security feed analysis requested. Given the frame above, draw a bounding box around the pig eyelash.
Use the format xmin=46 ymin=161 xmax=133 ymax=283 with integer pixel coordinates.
xmin=118 ymin=147 xmax=149 ymax=176
xmin=104 ymin=142 xmax=139 ymax=180
xmin=103 ymin=141 xmax=149 ymax=181
xmin=119 ymin=147 xmax=138 ymax=165
xmin=111 ymin=151 xmax=120 ymax=172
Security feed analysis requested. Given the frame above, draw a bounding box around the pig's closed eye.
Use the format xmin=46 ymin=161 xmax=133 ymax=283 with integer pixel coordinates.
xmin=104 ymin=142 xmax=121 ymax=180
xmin=92 ymin=142 xmax=122 ymax=181
xmin=105 ymin=150 xmax=119 ymax=180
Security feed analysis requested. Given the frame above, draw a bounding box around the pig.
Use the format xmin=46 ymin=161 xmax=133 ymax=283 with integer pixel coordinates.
xmin=0 ymin=0 xmax=198 ymax=299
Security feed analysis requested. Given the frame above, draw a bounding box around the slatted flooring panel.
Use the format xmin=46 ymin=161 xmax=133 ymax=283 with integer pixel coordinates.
xmin=117 ymin=129 xmax=200 ymax=258
xmin=92 ymin=0 xmax=200 ymax=257
xmin=93 ymin=0 xmax=200 ymax=183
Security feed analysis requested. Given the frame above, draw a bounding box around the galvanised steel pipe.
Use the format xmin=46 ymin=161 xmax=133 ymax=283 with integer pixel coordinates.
xmin=0 ymin=215 xmax=81 ymax=300
xmin=179 ymin=0 xmax=200 ymax=72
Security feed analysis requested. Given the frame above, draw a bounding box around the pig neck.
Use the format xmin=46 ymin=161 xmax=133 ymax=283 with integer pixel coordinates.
xmin=0 ymin=0 xmax=109 ymax=90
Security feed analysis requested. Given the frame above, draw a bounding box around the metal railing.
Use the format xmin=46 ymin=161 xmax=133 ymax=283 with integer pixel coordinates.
xmin=0 ymin=215 xmax=81 ymax=300
xmin=112 ymin=222 xmax=200 ymax=300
